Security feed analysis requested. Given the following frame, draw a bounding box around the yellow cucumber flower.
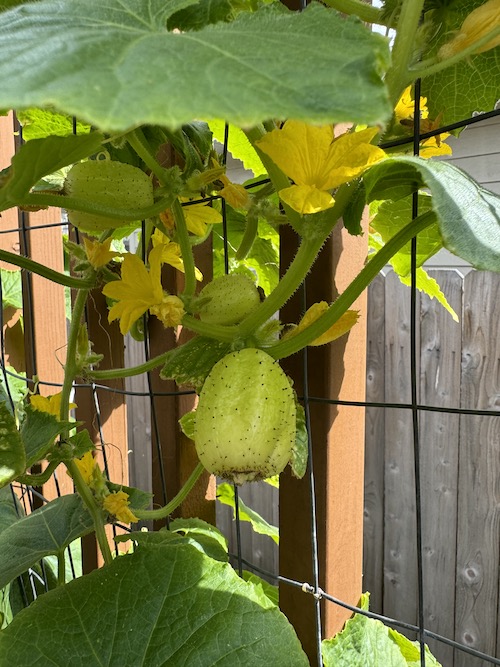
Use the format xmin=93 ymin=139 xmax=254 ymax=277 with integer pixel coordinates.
xmin=255 ymin=121 xmax=385 ymax=215
xmin=160 ymin=201 xmax=222 ymax=237
xmin=151 ymin=229 xmax=203 ymax=281
xmin=438 ymin=0 xmax=500 ymax=60
xmin=103 ymin=490 xmax=138 ymax=524
xmin=219 ymin=174 xmax=250 ymax=209
xmin=30 ymin=392 xmax=77 ymax=419
xmin=102 ymin=245 xmax=185 ymax=335
xmin=282 ymin=302 xmax=359 ymax=346
xmin=83 ymin=237 xmax=120 ymax=269
xmin=73 ymin=450 xmax=98 ymax=485
xmin=395 ymin=87 xmax=452 ymax=158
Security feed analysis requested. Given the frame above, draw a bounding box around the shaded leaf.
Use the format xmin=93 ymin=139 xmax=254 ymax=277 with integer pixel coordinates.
xmin=0 ymin=399 xmax=25 ymax=488
xmin=20 ymin=405 xmax=72 ymax=468
xmin=217 ymin=482 xmax=279 ymax=544
xmin=161 ymin=336 xmax=232 ymax=392
xmin=0 ymin=1 xmax=391 ymax=131
xmin=0 ymin=494 xmax=93 ymax=589
xmin=291 ymin=401 xmax=308 ymax=479
xmin=0 ymin=540 xmax=309 ymax=666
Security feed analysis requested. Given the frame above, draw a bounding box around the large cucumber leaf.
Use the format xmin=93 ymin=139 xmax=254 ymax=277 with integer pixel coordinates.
xmin=0 ymin=494 xmax=93 ymax=589
xmin=0 ymin=539 xmax=309 ymax=666
xmin=0 ymin=1 xmax=391 ymax=131
xmin=364 ymin=156 xmax=500 ymax=272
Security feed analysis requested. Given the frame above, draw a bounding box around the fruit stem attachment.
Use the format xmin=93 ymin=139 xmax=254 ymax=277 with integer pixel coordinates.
xmin=235 ymin=209 xmax=258 ymax=260
xmin=126 ymin=128 xmax=169 ymax=185
xmin=172 ymin=198 xmax=197 ymax=301
xmin=87 ymin=351 xmax=171 ymax=380
xmin=133 ymin=462 xmax=205 ymax=520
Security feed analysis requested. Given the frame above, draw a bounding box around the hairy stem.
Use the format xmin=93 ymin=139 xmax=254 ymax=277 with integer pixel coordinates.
xmin=0 ymin=248 xmax=94 ymax=289
xmin=172 ymin=198 xmax=197 ymax=302
xmin=133 ymin=463 xmax=205 ymax=520
xmin=88 ymin=351 xmax=171 ymax=380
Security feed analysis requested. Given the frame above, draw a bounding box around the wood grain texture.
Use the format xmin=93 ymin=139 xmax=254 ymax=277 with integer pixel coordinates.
xmin=454 ymin=272 xmax=500 ymax=666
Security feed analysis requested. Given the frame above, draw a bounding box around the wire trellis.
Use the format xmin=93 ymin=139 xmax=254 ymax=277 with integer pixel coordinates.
xmin=0 ymin=92 xmax=499 ymax=666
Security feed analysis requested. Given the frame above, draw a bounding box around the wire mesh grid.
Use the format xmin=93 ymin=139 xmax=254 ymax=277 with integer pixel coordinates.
xmin=0 ymin=93 xmax=499 ymax=666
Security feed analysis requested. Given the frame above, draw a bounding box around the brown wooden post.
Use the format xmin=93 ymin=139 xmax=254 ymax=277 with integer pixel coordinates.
xmin=279 ymin=219 xmax=368 ymax=662
xmin=148 ymin=239 xmax=216 ymax=525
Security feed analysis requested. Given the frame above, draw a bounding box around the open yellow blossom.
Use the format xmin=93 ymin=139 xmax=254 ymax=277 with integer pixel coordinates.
xmin=438 ymin=0 xmax=500 ymax=60
xmin=160 ymin=201 xmax=223 ymax=237
xmin=103 ymin=490 xmax=138 ymax=524
xmin=395 ymin=87 xmax=452 ymax=158
xmin=30 ymin=393 xmax=77 ymax=419
xmin=151 ymin=229 xmax=203 ymax=281
xmin=73 ymin=450 xmax=98 ymax=485
xmin=282 ymin=302 xmax=359 ymax=346
xmin=256 ymin=121 xmax=385 ymax=215
xmin=83 ymin=237 xmax=120 ymax=269
xmin=102 ymin=245 xmax=185 ymax=335
xmin=219 ymin=174 xmax=250 ymax=209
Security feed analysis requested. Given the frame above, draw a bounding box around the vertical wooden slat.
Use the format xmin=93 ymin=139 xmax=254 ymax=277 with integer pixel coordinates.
xmin=363 ymin=273 xmax=386 ymax=612
xmin=420 ymin=269 xmax=462 ymax=666
xmin=382 ymin=271 xmax=419 ymax=626
xmin=280 ymin=219 xmax=368 ymax=662
xmin=455 ymin=271 xmax=500 ymax=665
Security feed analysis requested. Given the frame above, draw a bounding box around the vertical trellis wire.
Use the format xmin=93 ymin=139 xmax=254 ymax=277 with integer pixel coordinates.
xmin=1 ymin=95 xmax=500 ymax=665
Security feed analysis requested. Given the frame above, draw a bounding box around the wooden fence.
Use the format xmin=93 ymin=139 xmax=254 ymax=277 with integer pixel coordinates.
xmin=363 ymin=269 xmax=500 ymax=667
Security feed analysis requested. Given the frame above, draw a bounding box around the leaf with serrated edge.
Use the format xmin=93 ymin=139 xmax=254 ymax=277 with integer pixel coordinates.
xmin=0 ymin=494 xmax=93 ymax=589
xmin=0 ymin=541 xmax=309 ymax=666
xmin=217 ymin=482 xmax=279 ymax=544
xmin=0 ymin=1 xmax=391 ymax=131
xmin=0 ymin=400 xmax=25 ymax=488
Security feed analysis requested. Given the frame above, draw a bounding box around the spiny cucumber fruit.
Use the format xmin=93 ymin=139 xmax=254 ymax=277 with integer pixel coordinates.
xmin=194 ymin=348 xmax=296 ymax=484
xmin=64 ymin=160 xmax=154 ymax=234
xmin=197 ymin=274 xmax=260 ymax=326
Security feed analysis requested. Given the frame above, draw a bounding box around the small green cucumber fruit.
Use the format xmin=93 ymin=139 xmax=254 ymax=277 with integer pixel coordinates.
xmin=64 ymin=160 xmax=154 ymax=234
xmin=194 ymin=348 xmax=296 ymax=484
xmin=197 ymin=274 xmax=260 ymax=326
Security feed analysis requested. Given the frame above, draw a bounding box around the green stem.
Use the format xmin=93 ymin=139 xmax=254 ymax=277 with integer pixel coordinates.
xmin=172 ymin=198 xmax=197 ymax=302
xmin=181 ymin=314 xmax=238 ymax=342
xmin=268 ymin=212 xmax=435 ymax=359
xmin=61 ymin=286 xmax=113 ymax=566
xmin=411 ymin=26 xmax=500 ymax=80
xmin=126 ymin=129 xmax=169 ymax=184
xmin=22 ymin=192 xmax=175 ymax=222
xmin=0 ymin=248 xmax=94 ymax=289
xmin=133 ymin=463 xmax=205 ymax=520
xmin=321 ymin=0 xmax=386 ymax=24
xmin=236 ymin=184 xmax=353 ymax=340
xmin=88 ymin=351 xmax=171 ymax=381
xmin=57 ymin=551 xmax=66 ymax=586
xmin=235 ymin=210 xmax=258 ymax=260
xmin=17 ymin=460 xmax=59 ymax=486
xmin=384 ymin=0 xmax=425 ymax=106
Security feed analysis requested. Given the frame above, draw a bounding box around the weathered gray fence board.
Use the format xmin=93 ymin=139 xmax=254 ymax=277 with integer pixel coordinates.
xmin=364 ymin=270 xmax=500 ymax=667
xmin=455 ymin=272 xmax=500 ymax=667
xmin=363 ymin=273 xmax=386 ymax=612
xmin=419 ymin=269 xmax=462 ymax=666
xmin=382 ymin=271 xmax=419 ymax=626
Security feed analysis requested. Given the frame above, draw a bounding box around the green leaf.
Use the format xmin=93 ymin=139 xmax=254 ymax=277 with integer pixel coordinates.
xmin=0 ymin=494 xmax=94 ymax=589
xmin=400 ymin=268 xmax=459 ymax=321
xmin=291 ymin=401 xmax=308 ymax=479
xmin=0 ymin=399 xmax=25 ymax=488
xmin=169 ymin=517 xmax=229 ymax=561
xmin=242 ymin=570 xmax=279 ymax=606
xmin=0 ymin=268 xmax=22 ymax=309
xmin=0 ymin=485 xmax=23 ymax=534
xmin=388 ymin=629 xmax=442 ymax=667
xmin=0 ymin=540 xmax=309 ymax=666
xmin=0 ymin=1 xmax=391 ymax=131
xmin=160 ymin=336 xmax=232 ymax=392
xmin=210 ymin=120 xmax=265 ymax=176
xmin=217 ymin=482 xmax=279 ymax=544
xmin=0 ymin=132 xmax=104 ymax=211
xmin=107 ymin=482 xmax=153 ymax=512
xmin=0 ymin=367 xmax=27 ymax=412
xmin=16 ymin=107 xmax=91 ymax=141
xmin=370 ymin=194 xmax=442 ymax=275
xmin=20 ymin=405 xmax=72 ymax=468
xmin=179 ymin=410 xmax=196 ymax=439
xmin=168 ymin=0 xmax=237 ymax=31
xmin=421 ymin=0 xmax=500 ymax=125
xmin=364 ymin=156 xmax=500 ymax=272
